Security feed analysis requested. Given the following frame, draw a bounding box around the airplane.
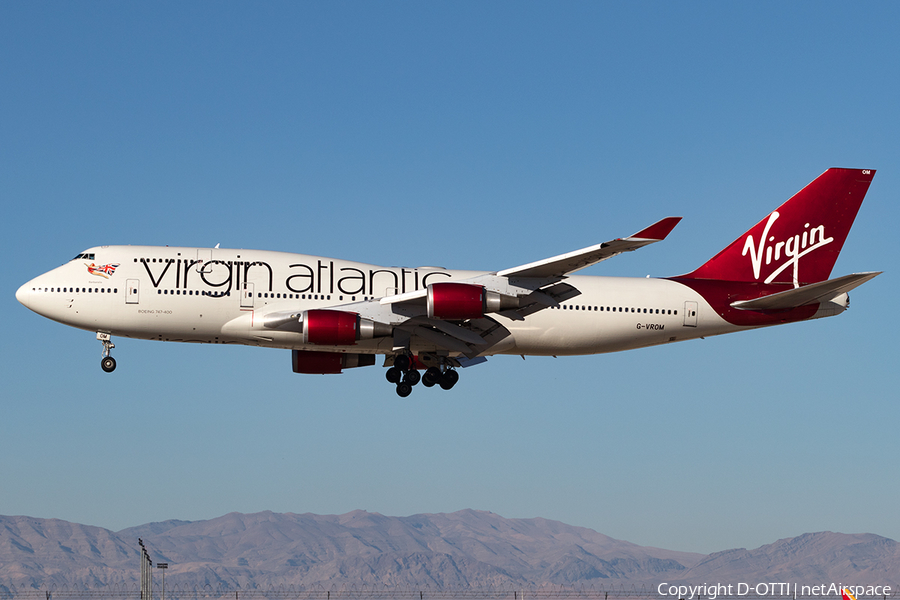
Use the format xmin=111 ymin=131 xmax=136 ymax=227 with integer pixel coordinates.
xmin=16 ymin=168 xmax=880 ymax=397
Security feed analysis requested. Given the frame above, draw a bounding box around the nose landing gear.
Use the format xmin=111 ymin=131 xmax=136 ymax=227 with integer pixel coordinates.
xmin=97 ymin=332 xmax=116 ymax=373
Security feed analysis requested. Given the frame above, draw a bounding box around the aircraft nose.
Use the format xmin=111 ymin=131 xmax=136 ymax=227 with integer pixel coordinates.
xmin=16 ymin=282 xmax=31 ymax=308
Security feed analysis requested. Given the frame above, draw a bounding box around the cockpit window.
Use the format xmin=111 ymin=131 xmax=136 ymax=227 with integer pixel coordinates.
xmin=72 ymin=253 xmax=96 ymax=261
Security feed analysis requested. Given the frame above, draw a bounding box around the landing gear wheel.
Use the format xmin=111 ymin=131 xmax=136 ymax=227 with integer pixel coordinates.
xmin=394 ymin=354 xmax=411 ymax=371
xmin=404 ymin=369 xmax=421 ymax=386
xmin=422 ymin=367 xmax=441 ymax=387
xmin=386 ymin=367 xmax=402 ymax=384
xmin=439 ymin=369 xmax=459 ymax=390
xmin=396 ymin=381 xmax=413 ymax=397
xmin=97 ymin=332 xmax=116 ymax=373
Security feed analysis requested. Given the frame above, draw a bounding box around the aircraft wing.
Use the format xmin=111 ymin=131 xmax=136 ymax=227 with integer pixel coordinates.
xmin=308 ymin=217 xmax=682 ymax=358
xmin=380 ymin=216 xmax=682 ymax=310
xmin=497 ymin=216 xmax=681 ymax=279
xmin=730 ymin=272 xmax=882 ymax=311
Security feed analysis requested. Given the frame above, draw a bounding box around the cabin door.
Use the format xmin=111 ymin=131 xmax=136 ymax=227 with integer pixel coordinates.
xmin=241 ymin=282 xmax=255 ymax=308
xmin=126 ymin=279 xmax=140 ymax=304
xmin=683 ymin=301 xmax=698 ymax=327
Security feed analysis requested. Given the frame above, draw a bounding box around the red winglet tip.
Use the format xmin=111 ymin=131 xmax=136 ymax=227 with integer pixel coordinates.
xmin=633 ymin=216 xmax=682 ymax=240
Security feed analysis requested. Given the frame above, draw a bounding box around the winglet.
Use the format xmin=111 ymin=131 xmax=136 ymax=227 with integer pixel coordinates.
xmin=630 ymin=216 xmax=682 ymax=241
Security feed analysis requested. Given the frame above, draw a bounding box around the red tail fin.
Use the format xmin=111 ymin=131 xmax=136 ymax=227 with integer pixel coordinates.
xmin=683 ymin=168 xmax=875 ymax=285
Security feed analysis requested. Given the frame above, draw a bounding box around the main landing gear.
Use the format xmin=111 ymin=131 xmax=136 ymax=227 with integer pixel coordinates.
xmin=97 ymin=332 xmax=116 ymax=373
xmin=385 ymin=353 xmax=459 ymax=397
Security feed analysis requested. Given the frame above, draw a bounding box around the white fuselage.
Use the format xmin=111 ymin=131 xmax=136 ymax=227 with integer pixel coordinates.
xmin=16 ymin=245 xmax=787 ymax=361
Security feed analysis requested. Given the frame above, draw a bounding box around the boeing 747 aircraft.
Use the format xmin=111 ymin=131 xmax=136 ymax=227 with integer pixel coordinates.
xmin=17 ymin=168 xmax=880 ymax=396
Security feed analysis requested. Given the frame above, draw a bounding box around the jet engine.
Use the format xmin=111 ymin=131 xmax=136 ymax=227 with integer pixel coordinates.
xmin=291 ymin=350 xmax=376 ymax=374
xmin=426 ymin=282 xmax=516 ymax=320
xmin=301 ymin=309 xmax=391 ymax=345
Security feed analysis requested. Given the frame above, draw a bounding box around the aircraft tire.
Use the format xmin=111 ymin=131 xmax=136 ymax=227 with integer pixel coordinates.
xmin=439 ymin=369 xmax=459 ymax=390
xmin=386 ymin=367 xmax=401 ymax=384
xmin=404 ymin=369 xmax=421 ymax=386
xmin=394 ymin=354 xmax=411 ymax=371
xmin=396 ymin=382 xmax=413 ymax=398
xmin=422 ymin=367 xmax=441 ymax=387
xmin=101 ymin=357 xmax=117 ymax=373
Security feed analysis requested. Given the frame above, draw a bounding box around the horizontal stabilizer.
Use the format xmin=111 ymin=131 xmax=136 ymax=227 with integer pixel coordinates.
xmin=731 ymin=272 xmax=881 ymax=311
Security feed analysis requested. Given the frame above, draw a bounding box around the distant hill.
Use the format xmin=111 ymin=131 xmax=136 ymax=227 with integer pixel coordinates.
xmin=679 ymin=531 xmax=900 ymax=586
xmin=0 ymin=510 xmax=897 ymax=590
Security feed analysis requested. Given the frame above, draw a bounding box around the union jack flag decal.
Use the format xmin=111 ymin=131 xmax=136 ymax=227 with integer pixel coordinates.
xmin=86 ymin=262 xmax=120 ymax=278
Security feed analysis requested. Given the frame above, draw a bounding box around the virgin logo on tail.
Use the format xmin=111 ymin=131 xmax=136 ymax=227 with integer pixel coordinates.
xmin=742 ymin=211 xmax=833 ymax=287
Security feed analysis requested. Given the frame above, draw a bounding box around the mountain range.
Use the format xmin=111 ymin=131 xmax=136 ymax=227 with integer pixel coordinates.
xmin=1 ymin=510 xmax=898 ymax=591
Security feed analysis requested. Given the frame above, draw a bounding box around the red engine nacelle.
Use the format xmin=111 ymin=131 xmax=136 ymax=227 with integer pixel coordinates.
xmin=301 ymin=309 xmax=392 ymax=345
xmin=292 ymin=350 xmax=376 ymax=374
xmin=302 ymin=309 xmax=360 ymax=345
xmin=427 ymin=282 xmax=486 ymax=320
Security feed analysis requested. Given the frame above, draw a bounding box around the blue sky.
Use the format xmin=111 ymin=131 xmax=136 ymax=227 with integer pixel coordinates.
xmin=2 ymin=2 xmax=898 ymax=555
